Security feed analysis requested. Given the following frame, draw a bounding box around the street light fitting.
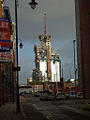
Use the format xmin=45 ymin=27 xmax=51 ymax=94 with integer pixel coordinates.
xmin=29 ymin=0 xmax=38 ymax=9
xmin=73 ymin=40 xmax=76 ymax=43
xmin=19 ymin=42 xmax=23 ymax=48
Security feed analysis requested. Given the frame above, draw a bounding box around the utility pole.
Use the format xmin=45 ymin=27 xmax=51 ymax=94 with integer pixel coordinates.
xmin=15 ymin=0 xmax=20 ymax=113
xmin=62 ymin=68 xmax=63 ymax=78
xmin=73 ymin=40 xmax=77 ymax=96
xmin=60 ymin=60 xmax=61 ymax=79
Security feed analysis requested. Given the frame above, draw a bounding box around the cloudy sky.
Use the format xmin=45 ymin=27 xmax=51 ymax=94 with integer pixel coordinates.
xmin=5 ymin=0 xmax=76 ymax=84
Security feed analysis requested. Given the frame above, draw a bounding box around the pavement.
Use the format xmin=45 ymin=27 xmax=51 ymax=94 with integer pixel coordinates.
xmin=0 ymin=102 xmax=24 ymax=120
xmin=75 ymin=99 xmax=90 ymax=111
xmin=0 ymin=99 xmax=90 ymax=120
xmin=82 ymin=102 xmax=90 ymax=111
xmin=0 ymin=102 xmax=48 ymax=120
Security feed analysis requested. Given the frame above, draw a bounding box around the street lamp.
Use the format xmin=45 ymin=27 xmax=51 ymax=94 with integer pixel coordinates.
xmin=15 ymin=0 xmax=38 ymax=113
xmin=59 ymin=59 xmax=61 ymax=79
xmin=19 ymin=42 xmax=23 ymax=49
xmin=73 ymin=40 xmax=77 ymax=96
xmin=29 ymin=0 xmax=38 ymax=9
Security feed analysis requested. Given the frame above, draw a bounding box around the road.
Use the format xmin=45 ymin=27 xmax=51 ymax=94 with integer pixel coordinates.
xmin=21 ymin=94 xmax=90 ymax=120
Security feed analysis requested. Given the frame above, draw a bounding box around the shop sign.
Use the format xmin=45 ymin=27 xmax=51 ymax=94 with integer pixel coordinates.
xmin=0 ymin=52 xmax=13 ymax=62
xmin=0 ymin=18 xmax=11 ymax=52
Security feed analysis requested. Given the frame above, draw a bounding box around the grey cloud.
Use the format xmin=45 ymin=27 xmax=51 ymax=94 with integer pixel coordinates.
xmin=5 ymin=0 xmax=76 ymax=83
xmin=63 ymin=62 xmax=74 ymax=81
xmin=6 ymin=0 xmax=75 ymax=42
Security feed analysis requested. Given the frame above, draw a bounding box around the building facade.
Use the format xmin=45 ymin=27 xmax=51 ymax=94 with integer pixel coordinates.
xmin=0 ymin=0 xmax=3 ymax=18
xmin=75 ymin=0 xmax=90 ymax=98
xmin=0 ymin=1 xmax=16 ymax=105
xmin=0 ymin=0 xmax=3 ymax=105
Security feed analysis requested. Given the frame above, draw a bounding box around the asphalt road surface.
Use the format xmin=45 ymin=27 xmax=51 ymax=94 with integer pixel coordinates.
xmin=21 ymin=94 xmax=90 ymax=120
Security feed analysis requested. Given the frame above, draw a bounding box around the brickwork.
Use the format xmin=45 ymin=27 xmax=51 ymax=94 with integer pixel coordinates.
xmin=0 ymin=0 xmax=3 ymax=105
xmin=0 ymin=1 xmax=3 ymax=18
xmin=0 ymin=63 xmax=3 ymax=106
xmin=75 ymin=0 xmax=90 ymax=99
xmin=0 ymin=1 xmax=16 ymax=105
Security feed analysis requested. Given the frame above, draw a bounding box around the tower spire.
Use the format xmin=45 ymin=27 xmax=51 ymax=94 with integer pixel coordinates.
xmin=44 ymin=13 xmax=47 ymax=35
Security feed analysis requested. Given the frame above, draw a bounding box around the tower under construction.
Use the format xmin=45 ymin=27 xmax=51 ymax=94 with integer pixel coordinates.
xmin=33 ymin=13 xmax=60 ymax=89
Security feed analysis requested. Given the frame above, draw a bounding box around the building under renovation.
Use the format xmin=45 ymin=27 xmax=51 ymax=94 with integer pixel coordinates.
xmin=33 ymin=14 xmax=60 ymax=86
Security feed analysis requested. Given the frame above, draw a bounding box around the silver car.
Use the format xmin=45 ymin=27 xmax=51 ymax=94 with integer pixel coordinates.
xmin=40 ymin=93 xmax=48 ymax=100
xmin=77 ymin=92 xmax=83 ymax=99
xmin=34 ymin=91 xmax=40 ymax=97
xmin=46 ymin=93 xmax=55 ymax=101
xmin=56 ymin=92 xmax=67 ymax=100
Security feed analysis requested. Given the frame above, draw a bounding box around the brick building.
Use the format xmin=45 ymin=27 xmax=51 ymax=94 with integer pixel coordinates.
xmin=75 ymin=0 xmax=90 ymax=98
xmin=0 ymin=64 xmax=3 ymax=105
xmin=0 ymin=0 xmax=3 ymax=106
xmin=0 ymin=1 xmax=16 ymax=106
xmin=0 ymin=0 xmax=3 ymax=18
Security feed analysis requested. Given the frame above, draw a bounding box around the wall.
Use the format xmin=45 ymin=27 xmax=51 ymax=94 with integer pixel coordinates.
xmin=0 ymin=0 xmax=3 ymax=18
xmin=75 ymin=0 xmax=90 ymax=99
xmin=0 ymin=1 xmax=3 ymax=105
xmin=0 ymin=63 xmax=3 ymax=105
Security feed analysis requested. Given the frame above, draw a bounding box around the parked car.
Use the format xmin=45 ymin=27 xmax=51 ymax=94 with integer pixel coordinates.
xmin=56 ymin=92 xmax=67 ymax=100
xmin=46 ymin=93 xmax=55 ymax=101
xmin=19 ymin=92 xmax=25 ymax=96
xmin=40 ymin=93 xmax=48 ymax=100
xmin=34 ymin=91 xmax=41 ymax=97
xmin=65 ymin=94 xmax=70 ymax=99
xmin=77 ymin=92 xmax=83 ymax=99
xmin=40 ymin=91 xmax=55 ymax=101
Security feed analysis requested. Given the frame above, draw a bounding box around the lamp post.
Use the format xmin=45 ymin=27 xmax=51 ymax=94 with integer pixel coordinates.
xmin=19 ymin=42 xmax=23 ymax=49
xmin=29 ymin=0 xmax=38 ymax=9
xmin=2 ymin=69 xmax=5 ymax=104
xmin=15 ymin=0 xmax=38 ymax=113
xmin=73 ymin=40 xmax=77 ymax=96
xmin=59 ymin=59 xmax=61 ymax=79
